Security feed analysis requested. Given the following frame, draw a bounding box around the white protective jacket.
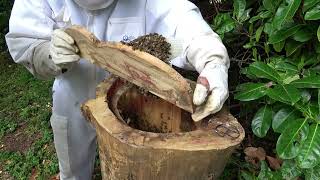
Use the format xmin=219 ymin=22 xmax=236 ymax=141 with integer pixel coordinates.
xmin=6 ymin=0 xmax=229 ymax=179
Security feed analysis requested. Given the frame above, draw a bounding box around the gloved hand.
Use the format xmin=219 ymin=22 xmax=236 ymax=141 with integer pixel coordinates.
xmin=192 ymin=62 xmax=228 ymax=121
xmin=185 ymin=33 xmax=230 ymax=122
xmin=33 ymin=41 xmax=63 ymax=80
xmin=50 ymin=29 xmax=80 ymax=71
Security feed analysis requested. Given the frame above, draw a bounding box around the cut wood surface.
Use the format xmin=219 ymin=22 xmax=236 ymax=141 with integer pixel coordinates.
xmin=82 ymin=77 xmax=245 ymax=180
xmin=66 ymin=25 xmax=194 ymax=113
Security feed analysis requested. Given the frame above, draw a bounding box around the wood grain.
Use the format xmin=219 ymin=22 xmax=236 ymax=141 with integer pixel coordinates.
xmin=66 ymin=25 xmax=195 ymax=113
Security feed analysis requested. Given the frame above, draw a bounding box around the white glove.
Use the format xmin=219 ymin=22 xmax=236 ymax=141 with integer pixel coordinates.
xmin=192 ymin=62 xmax=229 ymax=121
xmin=50 ymin=29 xmax=80 ymax=70
xmin=33 ymin=41 xmax=62 ymax=80
xmin=186 ymin=33 xmax=230 ymax=122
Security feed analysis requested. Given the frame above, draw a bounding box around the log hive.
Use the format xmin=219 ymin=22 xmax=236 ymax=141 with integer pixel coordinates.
xmin=66 ymin=25 xmax=245 ymax=180
xmin=82 ymin=76 xmax=245 ymax=180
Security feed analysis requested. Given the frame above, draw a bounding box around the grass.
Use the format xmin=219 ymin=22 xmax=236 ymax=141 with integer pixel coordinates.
xmin=0 ymin=52 xmax=58 ymax=179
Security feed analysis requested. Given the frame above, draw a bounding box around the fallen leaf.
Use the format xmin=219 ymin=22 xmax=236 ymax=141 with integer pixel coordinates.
xmin=245 ymin=156 xmax=260 ymax=168
xmin=29 ymin=168 xmax=37 ymax=180
xmin=266 ymin=156 xmax=282 ymax=170
xmin=50 ymin=173 xmax=60 ymax=180
xmin=244 ymin=147 xmax=266 ymax=161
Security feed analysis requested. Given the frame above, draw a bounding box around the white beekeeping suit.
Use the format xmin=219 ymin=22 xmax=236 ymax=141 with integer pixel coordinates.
xmin=6 ymin=0 xmax=229 ymax=179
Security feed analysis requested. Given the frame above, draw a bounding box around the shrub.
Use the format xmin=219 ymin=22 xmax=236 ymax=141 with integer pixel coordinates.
xmin=0 ymin=0 xmax=13 ymax=52
xmin=210 ymin=0 xmax=320 ymax=178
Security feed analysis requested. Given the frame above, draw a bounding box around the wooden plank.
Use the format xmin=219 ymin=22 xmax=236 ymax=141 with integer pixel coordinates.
xmin=65 ymin=25 xmax=194 ymax=113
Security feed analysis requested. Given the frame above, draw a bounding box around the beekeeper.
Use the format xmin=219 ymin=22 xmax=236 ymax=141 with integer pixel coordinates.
xmin=6 ymin=0 xmax=229 ymax=179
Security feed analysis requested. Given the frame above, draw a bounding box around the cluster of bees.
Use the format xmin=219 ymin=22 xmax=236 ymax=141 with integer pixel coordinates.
xmin=122 ymin=33 xmax=171 ymax=63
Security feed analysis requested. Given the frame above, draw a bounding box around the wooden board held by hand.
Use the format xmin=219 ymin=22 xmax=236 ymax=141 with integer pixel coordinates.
xmin=65 ymin=25 xmax=194 ymax=113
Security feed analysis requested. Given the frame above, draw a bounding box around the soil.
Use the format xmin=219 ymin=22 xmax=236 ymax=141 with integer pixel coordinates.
xmin=122 ymin=33 xmax=171 ymax=63
xmin=0 ymin=123 xmax=41 ymax=153
xmin=0 ymin=165 xmax=14 ymax=180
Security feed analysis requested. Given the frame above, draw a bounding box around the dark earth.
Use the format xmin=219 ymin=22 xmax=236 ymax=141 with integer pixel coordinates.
xmin=0 ymin=122 xmax=41 ymax=153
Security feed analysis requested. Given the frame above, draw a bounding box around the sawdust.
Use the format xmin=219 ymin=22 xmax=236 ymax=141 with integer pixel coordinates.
xmin=122 ymin=33 xmax=171 ymax=63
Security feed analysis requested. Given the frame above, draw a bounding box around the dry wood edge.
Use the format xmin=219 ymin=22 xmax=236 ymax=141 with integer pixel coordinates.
xmin=66 ymin=25 xmax=194 ymax=113
xmin=82 ymin=77 xmax=245 ymax=151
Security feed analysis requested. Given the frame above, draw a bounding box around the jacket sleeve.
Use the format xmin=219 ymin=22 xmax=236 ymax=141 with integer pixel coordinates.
xmin=5 ymin=0 xmax=57 ymax=77
xmin=146 ymin=0 xmax=229 ymax=72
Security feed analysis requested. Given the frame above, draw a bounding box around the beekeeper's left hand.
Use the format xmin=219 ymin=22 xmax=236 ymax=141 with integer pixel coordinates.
xmin=186 ymin=33 xmax=229 ymax=122
xmin=192 ymin=62 xmax=228 ymax=121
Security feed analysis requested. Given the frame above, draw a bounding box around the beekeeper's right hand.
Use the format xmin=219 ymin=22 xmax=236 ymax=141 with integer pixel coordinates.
xmin=50 ymin=29 xmax=80 ymax=70
xmin=33 ymin=29 xmax=80 ymax=79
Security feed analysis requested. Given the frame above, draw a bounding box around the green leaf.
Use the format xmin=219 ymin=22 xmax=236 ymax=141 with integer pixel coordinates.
xmin=213 ymin=13 xmax=236 ymax=35
xmin=301 ymin=90 xmax=312 ymax=104
xmin=297 ymin=123 xmax=320 ymax=168
xmin=263 ymin=0 xmax=282 ymax=12
xmin=243 ymin=41 xmax=256 ymax=49
xmin=276 ymin=118 xmax=308 ymax=159
xmin=256 ymin=26 xmax=264 ymax=42
xmin=282 ymin=74 xmax=300 ymax=84
xmin=318 ymin=89 xmax=320 ymax=115
xmin=303 ymin=0 xmax=320 ymax=12
xmin=293 ymin=27 xmax=313 ymax=42
xmin=264 ymin=42 xmax=270 ymax=55
xmin=272 ymin=108 xmax=300 ymax=133
xmin=264 ymin=22 xmax=274 ymax=35
xmin=280 ymin=160 xmax=302 ymax=179
xmin=273 ymin=0 xmax=302 ymax=29
xmin=285 ymin=40 xmax=304 ymax=56
xmin=305 ymin=4 xmax=320 ymax=20
xmin=235 ymin=83 xmax=268 ymax=101
xmin=315 ymin=41 xmax=320 ymax=53
xmin=240 ymin=171 xmax=256 ymax=180
xmin=317 ymin=25 xmax=320 ymax=42
xmin=249 ymin=11 xmax=272 ymax=23
xmin=291 ymin=76 xmax=320 ymax=88
xmin=267 ymin=84 xmax=301 ymax=105
xmin=258 ymin=161 xmax=273 ymax=179
xmin=273 ymin=41 xmax=285 ymax=52
xmin=269 ymin=24 xmax=303 ymax=44
xmin=305 ymin=164 xmax=320 ymax=180
xmin=252 ymin=48 xmax=259 ymax=61
xmin=248 ymin=62 xmax=281 ymax=82
xmin=239 ymin=8 xmax=252 ymax=22
xmin=305 ymin=54 xmax=320 ymax=66
xmin=233 ymin=0 xmax=246 ymax=20
xmin=308 ymin=103 xmax=320 ymax=120
xmin=273 ymin=60 xmax=299 ymax=74
xmin=252 ymin=105 xmax=273 ymax=138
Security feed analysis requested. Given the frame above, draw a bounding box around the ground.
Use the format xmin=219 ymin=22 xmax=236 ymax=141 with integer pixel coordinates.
xmin=0 ymin=51 xmax=104 ymax=179
xmin=0 ymin=52 xmax=58 ymax=179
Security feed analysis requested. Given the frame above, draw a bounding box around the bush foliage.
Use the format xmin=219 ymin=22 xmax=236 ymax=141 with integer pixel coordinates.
xmin=210 ymin=0 xmax=320 ymax=179
xmin=0 ymin=0 xmax=13 ymax=51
